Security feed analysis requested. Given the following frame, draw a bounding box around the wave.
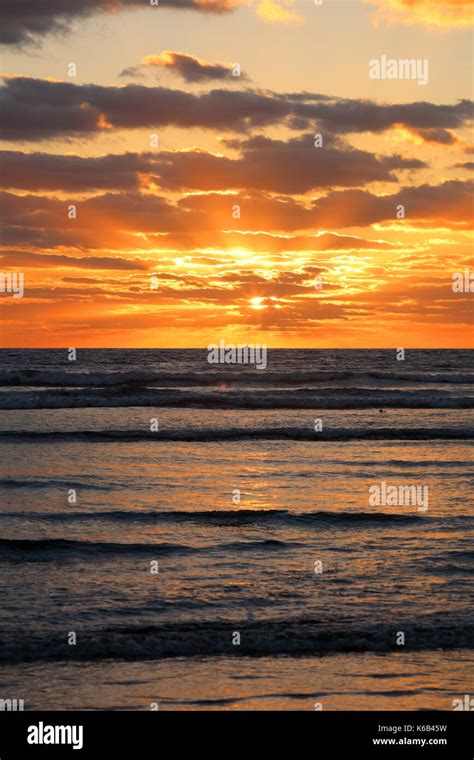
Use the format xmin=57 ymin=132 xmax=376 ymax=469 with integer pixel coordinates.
xmin=0 ymin=618 xmax=471 ymax=663
xmin=0 ymin=536 xmax=303 ymax=560
xmin=0 ymin=427 xmax=472 ymax=442
xmin=432 ymin=550 xmax=474 ymax=562
xmin=0 ymin=478 xmax=111 ymax=490
xmin=0 ymin=508 xmax=428 ymax=526
xmin=425 ymin=563 xmax=474 ymax=576
xmin=1 ymin=387 xmax=472 ymax=410
xmin=0 ymin=537 xmax=195 ymax=558
xmin=0 ymin=368 xmax=472 ymax=388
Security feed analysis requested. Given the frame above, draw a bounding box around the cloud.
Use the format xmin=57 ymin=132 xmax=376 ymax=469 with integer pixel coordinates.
xmin=1 ymin=76 xmax=472 ymax=141
xmin=0 ymin=141 xmax=425 ymax=193
xmin=169 ymin=179 xmax=474 ymax=232
xmin=0 ymin=251 xmax=148 ymax=270
xmin=308 ymin=180 xmax=473 ymax=230
xmin=2 ymin=180 xmax=470 ymax=256
xmin=408 ymin=127 xmax=459 ymax=145
xmin=120 ymin=51 xmax=247 ymax=83
xmin=0 ymin=1 xmax=307 ymax=47
xmin=255 ymin=0 xmax=303 ymax=25
xmin=0 ymin=0 xmax=241 ymax=46
xmin=0 ymin=150 xmax=148 ymax=191
xmin=453 ymin=161 xmax=474 ymax=170
xmin=154 ymin=230 xmax=398 ymax=254
xmin=0 ymin=77 xmax=296 ymax=140
xmin=366 ymin=0 xmax=474 ymax=28
xmin=0 ymin=191 xmax=177 ymax=235
xmin=155 ymin=135 xmax=425 ymax=192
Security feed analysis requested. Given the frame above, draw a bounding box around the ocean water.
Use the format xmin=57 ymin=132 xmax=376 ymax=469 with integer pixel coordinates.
xmin=0 ymin=349 xmax=472 ymax=710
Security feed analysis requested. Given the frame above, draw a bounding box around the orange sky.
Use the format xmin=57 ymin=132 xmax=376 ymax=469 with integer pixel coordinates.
xmin=0 ymin=0 xmax=472 ymax=347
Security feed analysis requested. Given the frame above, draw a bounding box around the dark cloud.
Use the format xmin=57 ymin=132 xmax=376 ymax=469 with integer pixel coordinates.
xmin=0 ymin=78 xmax=301 ymax=140
xmin=156 ymin=135 xmax=425 ymax=192
xmin=0 ymin=150 xmax=149 ymax=191
xmin=409 ymin=127 xmax=458 ymax=144
xmin=0 ymin=0 xmax=238 ymax=46
xmin=308 ymin=180 xmax=473 ymax=229
xmin=0 ymin=221 xmax=159 ymax=251
xmin=1 ymin=76 xmax=472 ymax=141
xmin=120 ymin=52 xmax=247 ymax=83
xmin=0 ymin=250 xmax=148 ymax=270
xmin=282 ymin=93 xmax=474 ymax=135
xmin=453 ymin=161 xmax=474 ymax=170
xmin=0 ymin=140 xmax=425 ymax=194
xmin=0 ymin=190 xmax=203 ymax=243
xmin=166 ymin=179 xmax=474 ymax=232
xmin=1 ymin=180 xmax=470 ymax=253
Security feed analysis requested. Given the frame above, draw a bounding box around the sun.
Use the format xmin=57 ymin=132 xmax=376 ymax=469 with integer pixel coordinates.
xmin=249 ymin=297 xmax=266 ymax=309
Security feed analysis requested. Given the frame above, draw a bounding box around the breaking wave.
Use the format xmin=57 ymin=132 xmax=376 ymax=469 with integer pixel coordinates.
xmin=0 ymin=618 xmax=471 ymax=663
xmin=0 ymin=427 xmax=472 ymax=442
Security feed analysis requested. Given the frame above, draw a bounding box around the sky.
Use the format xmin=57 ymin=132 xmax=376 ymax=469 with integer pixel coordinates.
xmin=0 ymin=0 xmax=473 ymax=348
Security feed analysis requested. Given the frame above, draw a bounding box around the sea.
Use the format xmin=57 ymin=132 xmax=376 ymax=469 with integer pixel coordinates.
xmin=0 ymin=348 xmax=472 ymax=710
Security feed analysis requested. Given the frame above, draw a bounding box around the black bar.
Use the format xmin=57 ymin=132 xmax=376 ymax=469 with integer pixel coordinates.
xmin=0 ymin=711 xmax=472 ymax=758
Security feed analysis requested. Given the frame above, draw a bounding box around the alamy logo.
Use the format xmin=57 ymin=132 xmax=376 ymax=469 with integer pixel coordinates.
xmin=27 ymin=722 xmax=83 ymax=750
xmin=0 ymin=272 xmax=24 ymax=298
xmin=207 ymin=340 xmax=267 ymax=370
xmin=369 ymin=55 xmax=429 ymax=85
xmin=369 ymin=481 xmax=429 ymax=511
xmin=452 ymin=694 xmax=473 ymax=710
xmin=452 ymin=268 xmax=474 ymax=293
xmin=0 ymin=698 xmax=24 ymax=711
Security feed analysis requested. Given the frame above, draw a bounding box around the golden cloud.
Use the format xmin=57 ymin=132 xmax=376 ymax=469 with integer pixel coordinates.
xmin=366 ymin=0 xmax=474 ymax=28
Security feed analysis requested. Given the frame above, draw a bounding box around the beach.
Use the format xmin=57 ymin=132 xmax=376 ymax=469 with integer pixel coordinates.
xmin=0 ymin=348 xmax=472 ymax=709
